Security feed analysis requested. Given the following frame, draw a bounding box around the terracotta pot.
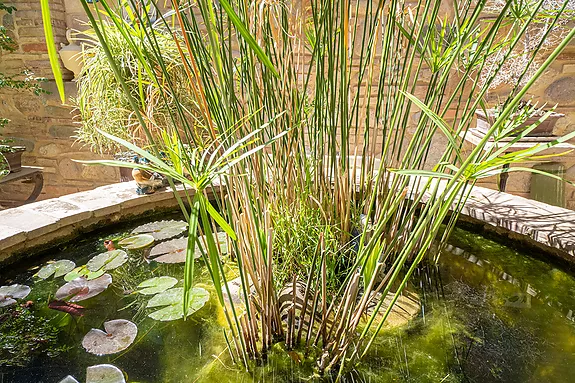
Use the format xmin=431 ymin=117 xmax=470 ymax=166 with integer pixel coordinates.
xmin=1 ymin=147 xmax=25 ymax=173
xmin=119 ymin=166 xmax=134 ymax=182
xmin=476 ymin=109 xmax=565 ymax=136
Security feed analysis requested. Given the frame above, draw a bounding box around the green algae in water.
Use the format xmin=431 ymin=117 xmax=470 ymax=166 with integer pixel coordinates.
xmin=0 ymin=305 xmax=70 ymax=367
xmin=2 ymin=216 xmax=575 ymax=382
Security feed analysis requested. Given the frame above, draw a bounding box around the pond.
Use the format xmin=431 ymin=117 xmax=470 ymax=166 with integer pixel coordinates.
xmin=1 ymin=213 xmax=574 ymax=383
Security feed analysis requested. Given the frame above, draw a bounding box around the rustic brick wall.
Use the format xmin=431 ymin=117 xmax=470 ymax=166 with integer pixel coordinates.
xmin=1 ymin=0 xmax=575 ymax=209
xmin=0 ymin=0 xmax=118 ymax=202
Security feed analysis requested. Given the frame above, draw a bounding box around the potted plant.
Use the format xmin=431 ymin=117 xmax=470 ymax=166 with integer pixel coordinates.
xmin=476 ymin=102 xmax=565 ymax=137
xmin=0 ymin=140 xmax=26 ymax=173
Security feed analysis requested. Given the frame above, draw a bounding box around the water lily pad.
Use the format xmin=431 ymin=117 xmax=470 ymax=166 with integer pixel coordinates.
xmin=36 ymin=260 xmax=76 ymax=279
xmin=118 ymin=234 xmax=155 ymax=250
xmin=86 ymin=364 xmax=126 ymax=383
xmin=147 ymin=238 xmax=189 ymax=263
xmin=198 ymin=232 xmax=229 ymax=257
xmin=55 ymin=274 xmax=113 ymax=302
xmin=59 ymin=376 xmax=80 ymax=383
xmin=64 ymin=266 xmax=88 ymax=282
xmin=86 ymin=269 xmax=106 ymax=280
xmin=132 ymin=220 xmax=188 ymax=241
xmin=0 ymin=284 xmax=31 ymax=307
xmin=87 ymin=250 xmax=128 ymax=272
xmin=82 ymin=319 xmax=138 ymax=355
xmin=146 ymin=287 xmax=209 ymax=321
xmin=137 ymin=276 xmax=178 ymax=295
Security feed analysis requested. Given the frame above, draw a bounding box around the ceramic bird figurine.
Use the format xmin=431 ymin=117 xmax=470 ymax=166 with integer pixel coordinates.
xmin=131 ymin=156 xmax=168 ymax=195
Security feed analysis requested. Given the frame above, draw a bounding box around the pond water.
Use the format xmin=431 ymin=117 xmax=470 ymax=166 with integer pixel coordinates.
xmin=1 ymin=214 xmax=574 ymax=383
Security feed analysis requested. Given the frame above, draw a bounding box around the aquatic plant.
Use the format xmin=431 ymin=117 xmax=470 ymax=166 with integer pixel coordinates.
xmin=0 ymin=284 xmax=31 ymax=307
xmin=60 ymin=364 xmax=127 ymax=383
xmin=86 ymin=250 xmax=129 ymax=272
xmin=0 ymin=306 xmax=69 ymax=367
xmin=148 ymin=237 xmax=189 ymax=263
xmin=82 ymin=319 xmax=138 ymax=355
xmin=137 ymin=276 xmax=178 ymax=295
xmin=42 ymin=0 xmax=575 ymax=377
xmin=55 ymin=274 xmax=113 ymax=302
xmin=131 ymin=220 xmax=188 ymax=241
xmin=36 ymin=260 xmax=76 ymax=280
xmin=146 ymin=287 xmax=209 ymax=321
xmin=118 ymin=234 xmax=155 ymax=250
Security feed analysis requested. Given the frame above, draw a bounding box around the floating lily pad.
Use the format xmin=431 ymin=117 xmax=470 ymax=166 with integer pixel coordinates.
xmin=87 ymin=250 xmax=128 ymax=272
xmin=86 ymin=364 xmax=126 ymax=383
xmin=55 ymin=274 xmax=113 ymax=302
xmin=137 ymin=276 xmax=178 ymax=295
xmin=0 ymin=284 xmax=31 ymax=307
xmin=198 ymin=232 xmax=229 ymax=257
xmin=148 ymin=237 xmax=189 ymax=263
xmin=64 ymin=266 xmax=87 ymax=282
xmin=132 ymin=220 xmax=188 ymax=241
xmin=82 ymin=319 xmax=138 ymax=355
xmin=118 ymin=234 xmax=155 ymax=250
xmin=146 ymin=287 xmax=209 ymax=321
xmin=86 ymin=269 xmax=106 ymax=280
xmin=59 ymin=376 xmax=80 ymax=383
xmin=36 ymin=260 xmax=76 ymax=279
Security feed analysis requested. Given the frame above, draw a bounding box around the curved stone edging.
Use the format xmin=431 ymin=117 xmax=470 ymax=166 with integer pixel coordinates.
xmin=0 ymin=182 xmax=212 ymax=265
xmin=0 ymin=181 xmax=574 ymax=266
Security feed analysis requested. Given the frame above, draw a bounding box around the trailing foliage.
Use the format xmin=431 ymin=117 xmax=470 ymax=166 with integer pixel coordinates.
xmin=43 ymin=0 xmax=575 ymax=378
xmin=75 ymin=18 xmax=204 ymax=153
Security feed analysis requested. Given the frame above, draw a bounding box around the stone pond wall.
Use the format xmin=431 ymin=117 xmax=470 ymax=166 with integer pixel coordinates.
xmin=0 ymin=0 xmax=575 ymax=208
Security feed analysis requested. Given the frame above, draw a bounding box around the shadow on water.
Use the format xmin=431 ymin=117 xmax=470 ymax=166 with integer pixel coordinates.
xmin=1 ymin=217 xmax=575 ymax=382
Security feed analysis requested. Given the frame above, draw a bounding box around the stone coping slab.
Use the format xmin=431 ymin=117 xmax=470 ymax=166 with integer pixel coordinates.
xmin=0 ymin=181 xmax=215 ymax=264
xmin=0 ymin=180 xmax=574 ymax=266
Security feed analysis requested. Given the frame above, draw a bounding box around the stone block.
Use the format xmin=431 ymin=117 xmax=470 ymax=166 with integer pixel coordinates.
xmin=39 ymin=143 xmax=66 ymax=157
xmin=14 ymin=10 xmax=40 ymax=19
xmin=21 ymin=43 xmax=48 ymax=52
xmin=44 ymin=105 xmax=73 ymax=118
xmin=58 ymin=157 xmax=84 ymax=180
xmin=564 ymin=64 xmax=575 ymax=74
xmin=21 ymin=199 xmax=92 ymax=227
xmin=16 ymin=18 xmax=35 ymax=27
xmin=545 ymin=77 xmax=575 ymax=105
xmin=14 ymin=96 xmax=43 ymax=115
xmin=0 ymin=206 xmax=61 ymax=240
xmin=81 ymin=164 xmax=119 ymax=181
xmin=0 ymin=225 xmax=26 ymax=253
xmin=2 ymin=13 xmax=14 ymax=30
xmin=49 ymin=124 xmax=77 ymax=138
xmin=60 ymin=187 xmax=124 ymax=218
xmin=17 ymin=27 xmax=47 ymax=38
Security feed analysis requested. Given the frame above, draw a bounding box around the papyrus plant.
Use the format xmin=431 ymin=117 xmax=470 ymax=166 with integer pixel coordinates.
xmin=43 ymin=0 xmax=575 ymax=377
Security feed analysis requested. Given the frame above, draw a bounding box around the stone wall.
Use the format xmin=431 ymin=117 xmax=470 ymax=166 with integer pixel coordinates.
xmin=1 ymin=0 xmax=575 ymax=208
xmin=0 ymin=0 xmax=117 ymax=201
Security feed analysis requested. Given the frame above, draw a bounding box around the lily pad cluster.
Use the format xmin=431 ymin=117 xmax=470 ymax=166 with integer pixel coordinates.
xmin=117 ymin=220 xmax=188 ymax=252
xmin=60 ymin=364 xmax=126 ymax=383
xmin=64 ymin=250 xmax=128 ymax=281
xmin=35 ymin=260 xmax=76 ymax=280
xmin=0 ymin=284 xmax=31 ymax=307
